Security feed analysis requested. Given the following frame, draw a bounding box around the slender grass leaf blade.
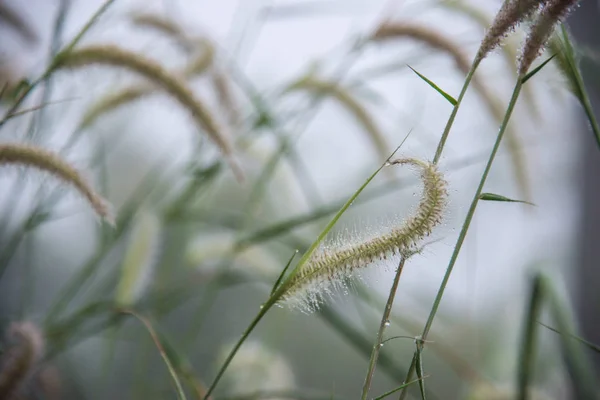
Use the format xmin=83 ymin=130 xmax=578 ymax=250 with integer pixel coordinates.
xmin=521 ymin=54 xmax=556 ymax=84
xmin=407 ymin=65 xmax=457 ymax=105
xmin=479 ymin=193 xmax=535 ymax=206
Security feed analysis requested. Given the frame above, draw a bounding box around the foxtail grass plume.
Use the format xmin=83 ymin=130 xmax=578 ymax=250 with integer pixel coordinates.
xmin=79 ymin=43 xmax=214 ymax=130
xmin=285 ymin=75 xmax=389 ymax=164
xmin=371 ymin=22 xmax=472 ymax=74
xmin=518 ymin=0 xmax=581 ymax=75
xmin=52 ymin=45 xmax=243 ymax=180
xmin=0 ymin=322 xmax=45 ymax=399
xmin=211 ymin=70 xmax=242 ymax=130
xmin=476 ymin=0 xmax=548 ymax=62
xmin=217 ymin=341 xmax=295 ymax=400
xmin=0 ymin=143 xmax=112 ymax=223
xmin=115 ymin=208 xmax=161 ymax=307
xmin=281 ymin=158 xmax=448 ymax=312
xmin=130 ymin=12 xmax=193 ymax=53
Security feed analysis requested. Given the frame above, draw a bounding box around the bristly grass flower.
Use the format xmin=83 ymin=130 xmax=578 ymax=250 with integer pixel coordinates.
xmin=281 ymin=158 xmax=448 ymax=312
xmin=518 ymin=0 xmax=581 ymax=74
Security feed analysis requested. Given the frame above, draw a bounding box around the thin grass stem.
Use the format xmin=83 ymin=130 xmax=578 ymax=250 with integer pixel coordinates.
xmin=432 ymin=58 xmax=480 ymax=164
xmin=361 ymin=257 xmax=406 ymax=400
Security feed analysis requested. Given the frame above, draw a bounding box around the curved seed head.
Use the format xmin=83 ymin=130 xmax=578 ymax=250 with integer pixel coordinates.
xmin=0 ymin=322 xmax=45 ymax=399
xmin=281 ymin=158 xmax=448 ymax=312
xmin=52 ymin=45 xmax=243 ymax=181
xmin=0 ymin=144 xmax=112 ymax=223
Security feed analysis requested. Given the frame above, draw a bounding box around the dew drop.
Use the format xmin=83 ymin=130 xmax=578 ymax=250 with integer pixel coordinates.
xmin=384 ymin=320 xmax=391 ymax=327
xmin=378 ymin=343 xmax=384 ymax=348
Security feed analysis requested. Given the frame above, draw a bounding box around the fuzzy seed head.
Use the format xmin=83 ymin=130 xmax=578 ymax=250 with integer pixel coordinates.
xmin=0 ymin=143 xmax=113 ymax=223
xmin=281 ymin=158 xmax=448 ymax=312
xmin=52 ymin=45 xmax=242 ymax=180
xmin=0 ymin=322 xmax=45 ymax=398
xmin=518 ymin=0 xmax=580 ymax=74
xmin=130 ymin=12 xmax=191 ymax=51
xmin=79 ymin=42 xmax=214 ymax=130
xmin=477 ymin=0 xmax=549 ymax=62
xmin=79 ymin=86 xmax=152 ymax=129
xmin=371 ymin=22 xmax=472 ymax=74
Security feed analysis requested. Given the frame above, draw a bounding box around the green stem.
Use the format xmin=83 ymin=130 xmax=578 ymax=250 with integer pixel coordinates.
xmin=433 ymin=58 xmax=481 ymax=165
xmin=399 ymin=77 xmax=523 ymax=399
xmin=516 ymin=275 xmax=543 ymax=400
xmin=361 ymin=257 xmax=406 ymax=400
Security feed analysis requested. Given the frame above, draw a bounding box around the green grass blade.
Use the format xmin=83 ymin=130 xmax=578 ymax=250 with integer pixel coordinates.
xmin=541 ymin=276 xmax=598 ymax=399
xmin=479 ymin=193 xmax=535 ymax=206
xmin=521 ymin=54 xmax=556 ymax=84
xmin=372 ymin=377 xmax=426 ymax=400
xmin=539 ymin=322 xmax=600 ymax=354
xmin=270 ymin=250 xmax=298 ymax=295
xmin=407 ymin=65 xmax=457 ymax=105
xmin=553 ymin=25 xmax=600 ymax=149
xmin=122 ymin=310 xmax=187 ymax=400
xmin=415 ymin=340 xmax=427 ymax=400
xmin=516 ymin=274 xmax=544 ymax=400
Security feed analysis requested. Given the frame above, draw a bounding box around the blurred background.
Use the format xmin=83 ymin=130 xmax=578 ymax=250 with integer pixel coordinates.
xmin=0 ymin=0 xmax=598 ymax=399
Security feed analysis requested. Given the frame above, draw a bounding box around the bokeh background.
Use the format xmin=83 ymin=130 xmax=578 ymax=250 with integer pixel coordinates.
xmin=0 ymin=0 xmax=598 ymax=399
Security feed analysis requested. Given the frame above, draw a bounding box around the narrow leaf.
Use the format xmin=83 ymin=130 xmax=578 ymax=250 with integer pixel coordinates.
xmin=521 ymin=54 xmax=556 ymax=84
xmin=479 ymin=193 xmax=535 ymax=206
xmin=373 ymin=377 xmax=427 ymax=400
xmin=407 ymin=65 xmax=457 ymax=105
xmin=539 ymin=321 xmax=600 ymax=354
xmin=516 ymin=274 xmax=544 ymax=400
xmin=270 ymin=250 xmax=298 ymax=295
xmin=122 ymin=310 xmax=187 ymax=400
xmin=415 ymin=340 xmax=427 ymax=400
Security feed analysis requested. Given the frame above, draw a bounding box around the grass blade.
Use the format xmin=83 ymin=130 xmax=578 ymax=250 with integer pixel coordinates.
xmin=541 ymin=276 xmax=597 ymax=399
xmin=415 ymin=340 xmax=427 ymax=400
xmin=521 ymin=54 xmax=556 ymax=84
xmin=552 ymin=25 xmax=600 ymax=149
xmin=516 ymin=274 xmax=544 ymax=400
xmin=270 ymin=250 xmax=298 ymax=295
xmin=372 ymin=377 xmax=426 ymax=400
xmin=539 ymin=322 xmax=600 ymax=354
xmin=407 ymin=65 xmax=457 ymax=105
xmin=479 ymin=193 xmax=535 ymax=206
xmin=122 ymin=310 xmax=187 ymax=400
